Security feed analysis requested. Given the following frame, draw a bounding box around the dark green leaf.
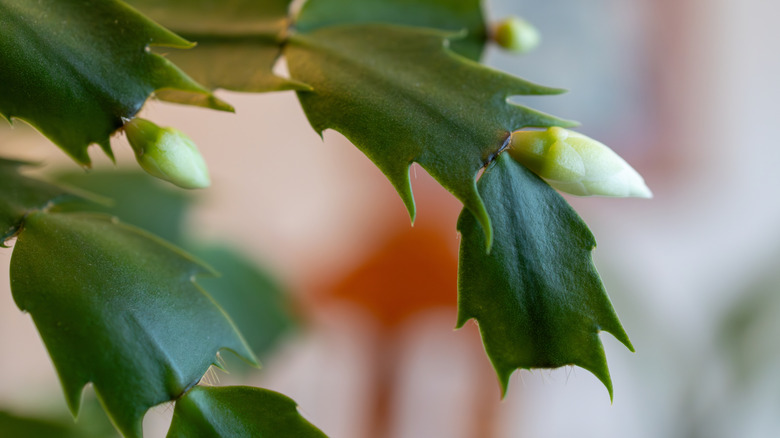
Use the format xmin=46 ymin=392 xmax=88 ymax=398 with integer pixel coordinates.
xmin=194 ymin=245 xmax=297 ymax=362
xmin=286 ymin=24 xmax=574 ymax=247
xmin=456 ymin=153 xmax=633 ymax=399
xmin=127 ymin=0 xmax=309 ymax=92
xmin=167 ymin=386 xmax=327 ymax=438
xmin=53 ymin=170 xmax=297 ymax=369
xmin=53 ymin=170 xmax=298 ymax=361
xmin=295 ymin=0 xmax=487 ymax=60
xmin=0 ymin=0 xmax=231 ymax=165
xmin=0 ymin=159 xmax=84 ymax=243
xmin=9 ymin=212 xmax=257 ymax=438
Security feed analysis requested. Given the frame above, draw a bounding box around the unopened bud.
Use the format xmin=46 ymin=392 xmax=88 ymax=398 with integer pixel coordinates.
xmin=508 ymin=127 xmax=652 ymax=198
xmin=493 ymin=16 xmax=541 ymax=54
xmin=124 ymin=118 xmax=210 ymax=189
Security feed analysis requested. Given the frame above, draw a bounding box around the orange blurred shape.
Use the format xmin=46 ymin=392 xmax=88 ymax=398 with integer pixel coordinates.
xmin=324 ymin=224 xmax=458 ymax=329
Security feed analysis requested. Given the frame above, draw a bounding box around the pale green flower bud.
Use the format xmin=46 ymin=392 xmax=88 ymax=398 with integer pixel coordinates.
xmin=508 ymin=127 xmax=652 ymax=198
xmin=124 ymin=118 xmax=210 ymax=189
xmin=493 ymin=16 xmax=541 ymax=54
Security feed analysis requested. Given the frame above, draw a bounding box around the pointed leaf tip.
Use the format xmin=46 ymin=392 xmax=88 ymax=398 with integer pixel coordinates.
xmin=393 ymin=163 xmax=417 ymax=225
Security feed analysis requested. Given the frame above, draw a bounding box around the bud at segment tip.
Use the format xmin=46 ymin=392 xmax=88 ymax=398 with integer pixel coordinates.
xmin=124 ymin=118 xmax=211 ymax=190
xmin=508 ymin=127 xmax=652 ymax=198
xmin=493 ymin=16 xmax=541 ymax=54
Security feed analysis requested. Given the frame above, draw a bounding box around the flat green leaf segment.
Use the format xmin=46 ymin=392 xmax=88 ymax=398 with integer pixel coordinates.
xmin=9 ymin=212 xmax=257 ymax=438
xmin=456 ymin=153 xmax=633 ymax=398
xmin=127 ymin=0 xmax=308 ymax=92
xmin=287 ymin=24 xmax=573 ymax=246
xmin=295 ymin=0 xmax=487 ymax=60
xmin=167 ymin=386 xmax=327 ymax=438
xmin=54 ymin=170 xmax=298 ymax=361
xmin=0 ymin=0 xmax=231 ymax=166
xmin=0 ymin=159 xmax=84 ymax=242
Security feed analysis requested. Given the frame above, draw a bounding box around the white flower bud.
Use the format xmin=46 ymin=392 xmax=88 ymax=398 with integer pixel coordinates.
xmin=508 ymin=127 xmax=652 ymax=198
xmin=492 ymin=16 xmax=541 ymax=54
xmin=124 ymin=118 xmax=210 ymax=189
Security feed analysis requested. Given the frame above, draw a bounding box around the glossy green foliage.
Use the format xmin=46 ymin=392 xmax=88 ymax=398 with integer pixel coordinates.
xmin=167 ymin=386 xmax=327 ymax=438
xmin=54 ymin=170 xmax=297 ymax=361
xmin=0 ymin=159 xmax=84 ymax=242
xmin=0 ymin=0 xmax=230 ymax=165
xmin=295 ymin=0 xmax=487 ymax=61
xmin=456 ymin=154 xmax=633 ymax=398
xmin=9 ymin=212 xmax=256 ymax=438
xmin=127 ymin=0 xmax=308 ymax=92
xmin=287 ymin=24 xmax=573 ymax=246
xmin=0 ymin=0 xmax=637 ymax=422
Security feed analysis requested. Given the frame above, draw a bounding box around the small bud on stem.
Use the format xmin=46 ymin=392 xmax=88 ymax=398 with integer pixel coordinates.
xmin=492 ymin=16 xmax=541 ymax=54
xmin=508 ymin=127 xmax=652 ymax=198
xmin=124 ymin=118 xmax=211 ymax=189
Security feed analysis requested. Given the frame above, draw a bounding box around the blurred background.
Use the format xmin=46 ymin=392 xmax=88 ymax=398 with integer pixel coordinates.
xmin=2 ymin=0 xmax=780 ymax=436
